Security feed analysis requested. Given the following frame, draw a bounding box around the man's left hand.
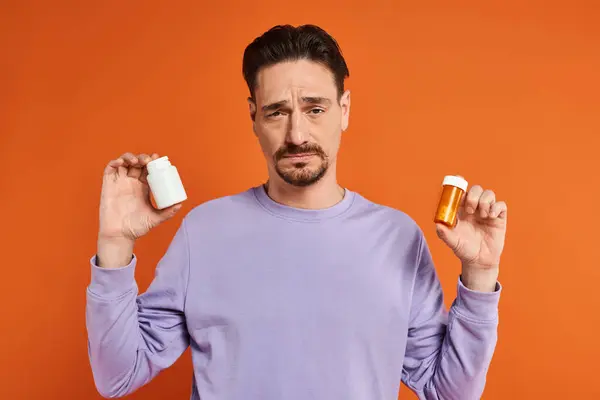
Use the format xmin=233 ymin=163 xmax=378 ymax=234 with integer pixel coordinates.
xmin=435 ymin=184 xmax=508 ymax=292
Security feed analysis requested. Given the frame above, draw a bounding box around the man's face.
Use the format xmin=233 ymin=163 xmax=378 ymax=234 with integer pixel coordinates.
xmin=249 ymin=59 xmax=350 ymax=187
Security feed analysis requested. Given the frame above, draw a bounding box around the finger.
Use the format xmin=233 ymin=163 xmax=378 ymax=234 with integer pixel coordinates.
xmin=120 ymin=152 xmax=138 ymax=166
xmin=464 ymin=185 xmax=483 ymax=215
xmin=140 ymin=165 xmax=150 ymax=183
xmin=104 ymin=157 xmax=131 ymax=176
xmin=478 ymin=189 xmax=496 ymax=218
xmin=490 ymin=201 xmax=508 ymax=219
xmin=107 ymin=158 xmax=124 ymax=168
xmin=152 ymin=203 xmax=183 ymax=224
xmin=104 ymin=158 xmax=124 ymax=175
xmin=127 ymin=153 xmax=151 ymax=179
xmin=138 ymin=153 xmax=161 ymax=182
xmin=435 ymin=223 xmax=460 ymax=252
xmin=136 ymin=153 xmax=152 ymax=166
xmin=127 ymin=166 xmax=143 ymax=179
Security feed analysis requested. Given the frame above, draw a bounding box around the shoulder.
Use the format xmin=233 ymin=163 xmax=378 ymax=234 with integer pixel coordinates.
xmin=351 ymin=190 xmax=424 ymax=236
xmin=181 ymin=186 xmax=259 ymax=228
xmin=350 ymin=190 xmax=431 ymax=270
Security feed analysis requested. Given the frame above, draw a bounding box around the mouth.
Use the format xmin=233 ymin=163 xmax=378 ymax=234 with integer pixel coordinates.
xmin=281 ymin=153 xmax=316 ymax=161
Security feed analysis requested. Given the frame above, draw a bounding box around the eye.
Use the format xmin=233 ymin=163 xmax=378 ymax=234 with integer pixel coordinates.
xmin=267 ymin=111 xmax=282 ymax=118
xmin=308 ymin=108 xmax=324 ymax=114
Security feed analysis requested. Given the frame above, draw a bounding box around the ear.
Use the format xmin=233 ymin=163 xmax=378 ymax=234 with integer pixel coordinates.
xmin=248 ymin=97 xmax=257 ymax=135
xmin=340 ymin=90 xmax=351 ymax=132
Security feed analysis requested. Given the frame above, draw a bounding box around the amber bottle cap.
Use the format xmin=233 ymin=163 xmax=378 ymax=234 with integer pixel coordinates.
xmin=442 ymin=175 xmax=468 ymax=191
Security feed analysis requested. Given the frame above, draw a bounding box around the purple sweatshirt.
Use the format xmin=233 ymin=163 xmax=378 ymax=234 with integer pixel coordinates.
xmin=86 ymin=186 xmax=501 ymax=399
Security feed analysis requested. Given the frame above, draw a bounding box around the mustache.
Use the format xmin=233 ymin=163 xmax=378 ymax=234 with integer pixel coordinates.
xmin=275 ymin=143 xmax=326 ymax=161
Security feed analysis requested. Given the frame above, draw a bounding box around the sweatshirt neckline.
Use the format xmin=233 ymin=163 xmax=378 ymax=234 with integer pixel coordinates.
xmin=252 ymin=184 xmax=355 ymax=222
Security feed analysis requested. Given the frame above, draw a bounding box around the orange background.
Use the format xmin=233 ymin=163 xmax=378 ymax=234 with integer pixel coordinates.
xmin=2 ymin=1 xmax=599 ymax=399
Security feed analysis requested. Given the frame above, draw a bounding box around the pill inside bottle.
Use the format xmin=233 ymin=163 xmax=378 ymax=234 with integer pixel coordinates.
xmin=434 ymin=175 xmax=468 ymax=228
xmin=146 ymin=156 xmax=188 ymax=210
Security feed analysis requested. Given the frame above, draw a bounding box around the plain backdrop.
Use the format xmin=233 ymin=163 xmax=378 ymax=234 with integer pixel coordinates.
xmin=1 ymin=1 xmax=599 ymax=399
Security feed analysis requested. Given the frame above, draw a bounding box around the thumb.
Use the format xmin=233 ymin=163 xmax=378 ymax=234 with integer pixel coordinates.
xmin=435 ymin=223 xmax=459 ymax=252
xmin=154 ymin=203 xmax=183 ymax=223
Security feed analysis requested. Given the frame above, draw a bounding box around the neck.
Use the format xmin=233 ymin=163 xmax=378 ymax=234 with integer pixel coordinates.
xmin=265 ymin=167 xmax=344 ymax=210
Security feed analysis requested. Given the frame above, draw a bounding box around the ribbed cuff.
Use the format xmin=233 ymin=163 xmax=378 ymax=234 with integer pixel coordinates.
xmin=453 ymin=278 xmax=502 ymax=323
xmin=87 ymin=254 xmax=137 ymax=299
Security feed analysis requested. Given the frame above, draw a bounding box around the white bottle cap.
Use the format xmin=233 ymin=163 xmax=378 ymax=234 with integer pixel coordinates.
xmin=442 ymin=175 xmax=468 ymax=191
xmin=146 ymin=156 xmax=171 ymax=175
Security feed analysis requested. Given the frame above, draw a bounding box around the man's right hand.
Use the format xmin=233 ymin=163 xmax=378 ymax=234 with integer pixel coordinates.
xmin=96 ymin=152 xmax=183 ymax=268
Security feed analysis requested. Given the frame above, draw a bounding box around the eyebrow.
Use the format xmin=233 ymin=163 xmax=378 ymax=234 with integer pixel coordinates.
xmin=261 ymin=97 xmax=332 ymax=112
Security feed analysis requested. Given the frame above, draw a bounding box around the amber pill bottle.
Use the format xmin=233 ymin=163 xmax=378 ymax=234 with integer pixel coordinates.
xmin=434 ymin=175 xmax=468 ymax=228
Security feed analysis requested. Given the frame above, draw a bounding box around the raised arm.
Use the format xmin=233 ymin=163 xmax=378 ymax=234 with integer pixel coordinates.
xmin=402 ymin=233 xmax=501 ymax=399
xmin=85 ymin=152 xmax=188 ymax=397
xmin=403 ymin=183 xmax=507 ymax=399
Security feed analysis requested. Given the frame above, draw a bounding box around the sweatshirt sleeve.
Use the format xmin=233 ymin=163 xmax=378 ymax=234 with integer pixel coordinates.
xmin=85 ymin=218 xmax=191 ymax=398
xmin=401 ymin=231 xmax=501 ymax=400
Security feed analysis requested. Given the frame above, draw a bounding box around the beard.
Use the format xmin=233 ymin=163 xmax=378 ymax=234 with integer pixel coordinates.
xmin=273 ymin=143 xmax=329 ymax=187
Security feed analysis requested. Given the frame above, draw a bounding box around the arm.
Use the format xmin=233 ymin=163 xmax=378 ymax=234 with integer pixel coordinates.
xmin=85 ymin=218 xmax=191 ymax=398
xmin=401 ymin=233 xmax=501 ymax=400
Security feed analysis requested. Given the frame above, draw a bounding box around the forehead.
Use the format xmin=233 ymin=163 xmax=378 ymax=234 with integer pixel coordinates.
xmin=254 ymin=59 xmax=337 ymax=103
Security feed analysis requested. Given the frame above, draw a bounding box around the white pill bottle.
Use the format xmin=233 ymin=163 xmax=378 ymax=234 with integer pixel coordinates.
xmin=146 ymin=156 xmax=187 ymax=209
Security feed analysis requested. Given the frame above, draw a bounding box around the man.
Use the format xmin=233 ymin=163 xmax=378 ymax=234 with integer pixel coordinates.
xmin=86 ymin=24 xmax=507 ymax=399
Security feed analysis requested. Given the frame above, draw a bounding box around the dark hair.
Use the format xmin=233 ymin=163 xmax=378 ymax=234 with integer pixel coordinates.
xmin=242 ymin=24 xmax=350 ymax=101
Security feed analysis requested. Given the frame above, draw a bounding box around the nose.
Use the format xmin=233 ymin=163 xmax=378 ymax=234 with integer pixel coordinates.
xmin=285 ymin=109 xmax=309 ymax=146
